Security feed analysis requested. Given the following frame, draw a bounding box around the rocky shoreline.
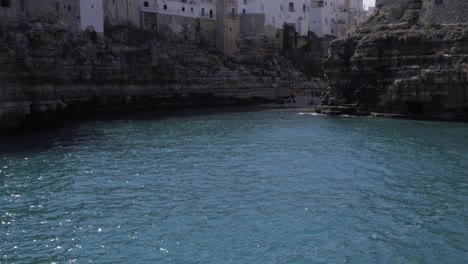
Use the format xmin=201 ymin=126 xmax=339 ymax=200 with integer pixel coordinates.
xmin=0 ymin=21 xmax=327 ymax=132
xmin=3 ymin=1 xmax=468 ymax=132
xmin=323 ymin=1 xmax=468 ymax=120
xmin=317 ymin=105 xmax=468 ymax=122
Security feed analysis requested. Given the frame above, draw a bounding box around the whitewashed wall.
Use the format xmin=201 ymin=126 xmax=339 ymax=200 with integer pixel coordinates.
xmin=139 ymin=0 xmax=363 ymax=37
xmin=246 ymin=0 xmax=310 ymax=36
xmin=309 ymin=0 xmax=335 ymax=37
xmin=80 ymin=0 xmax=104 ymax=32
xmin=142 ymin=0 xmax=217 ymax=19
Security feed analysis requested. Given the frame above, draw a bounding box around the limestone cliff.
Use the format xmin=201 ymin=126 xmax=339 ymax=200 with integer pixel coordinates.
xmin=0 ymin=21 xmax=325 ymax=131
xmin=324 ymin=0 xmax=468 ymax=119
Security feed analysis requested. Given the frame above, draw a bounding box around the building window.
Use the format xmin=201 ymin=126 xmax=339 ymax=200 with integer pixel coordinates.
xmin=231 ymin=8 xmax=235 ymax=16
xmin=209 ymin=9 xmax=213 ymax=18
xmin=303 ymin=4 xmax=306 ymax=12
xmin=163 ymin=5 xmax=167 ymax=10
xmin=243 ymin=9 xmax=246 ymax=14
xmin=202 ymin=8 xmax=205 ymax=16
xmin=182 ymin=7 xmax=185 ymax=12
xmin=289 ymin=2 xmax=294 ymax=12
xmin=435 ymin=0 xmax=443 ymax=4
xmin=1 ymin=0 xmax=11 ymax=8
xmin=143 ymin=1 xmax=149 ymax=7
xmin=68 ymin=5 xmax=71 ymax=12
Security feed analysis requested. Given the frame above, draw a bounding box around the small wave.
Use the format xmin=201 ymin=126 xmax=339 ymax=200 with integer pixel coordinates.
xmin=297 ymin=112 xmax=324 ymax=116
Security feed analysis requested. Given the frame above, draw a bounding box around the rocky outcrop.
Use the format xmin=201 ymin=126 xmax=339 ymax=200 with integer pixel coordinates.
xmin=324 ymin=0 xmax=468 ymax=119
xmin=0 ymin=21 xmax=325 ymax=131
xmin=282 ymin=25 xmax=334 ymax=82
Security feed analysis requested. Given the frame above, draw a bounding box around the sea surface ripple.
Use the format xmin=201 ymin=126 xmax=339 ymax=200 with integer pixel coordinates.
xmin=0 ymin=109 xmax=467 ymax=263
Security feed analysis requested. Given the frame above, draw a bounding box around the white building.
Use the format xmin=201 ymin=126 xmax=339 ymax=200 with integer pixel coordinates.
xmin=309 ymin=0 xmax=339 ymax=37
xmin=80 ymin=0 xmax=104 ymax=32
xmin=137 ymin=0 xmax=364 ymax=37
xmin=236 ymin=0 xmax=364 ymax=37
xmin=309 ymin=0 xmax=365 ymax=37
xmin=140 ymin=0 xmax=218 ymax=19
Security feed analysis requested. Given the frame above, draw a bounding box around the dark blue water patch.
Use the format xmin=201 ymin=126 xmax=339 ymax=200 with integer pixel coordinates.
xmin=0 ymin=110 xmax=467 ymax=263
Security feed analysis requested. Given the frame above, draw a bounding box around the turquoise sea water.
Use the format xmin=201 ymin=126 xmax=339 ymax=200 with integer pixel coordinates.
xmin=0 ymin=109 xmax=467 ymax=263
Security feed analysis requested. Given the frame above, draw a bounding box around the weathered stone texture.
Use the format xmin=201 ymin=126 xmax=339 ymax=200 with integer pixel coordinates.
xmin=324 ymin=0 xmax=468 ymax=119
xmin=374 ymin=0 xmax=468 ymax=26
xmin=0 ymin=21 xmax=324 ymax=131
xmin=239 ymin=14 xmax=266 ymax=36
xmin=143 ymin=13 xmax=217 ymax=45
xmin=421 ymin=0 xmax=468 ymax=24
xmin=0 ymin=0 xmax=82 ymax=32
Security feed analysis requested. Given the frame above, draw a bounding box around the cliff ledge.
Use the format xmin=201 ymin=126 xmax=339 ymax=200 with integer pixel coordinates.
xmin=0 ymin=21 xmax=325 ymax=131
xmin=324 ymin=0 xmax=468 ymax=120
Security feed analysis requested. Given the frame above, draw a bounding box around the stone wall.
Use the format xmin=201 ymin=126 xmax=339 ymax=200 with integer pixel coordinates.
xmin=421 ymin=0 xmax=468 ymax=25
xmin=0 ymin=0 xmax=61 ymax=23
xmin=283 ymin=27 xmax=333 ymax=80
xmin=0 ymin=0 xmax=22 ymax=23
xmin=142 ymin=13 xmax=217 ymax=46
xmin=104 ymin=0 xmax=141 ymax=27
xmin=375 ymin=0 xmax=409 ymax=8
xmin=58 ymin=0 xmax=81 ymax=33
xmin=371 ymin=0 xmax=410 ymax=24
xmin=0 ymin=0 xmax=83 ymax=32
xmin=216 ymin=0 xmax=240 ymax=57
xmin=23 ymin=0 xmax=61 ymax=19
xmin=239 ymin=14 xmax=265 ymax=37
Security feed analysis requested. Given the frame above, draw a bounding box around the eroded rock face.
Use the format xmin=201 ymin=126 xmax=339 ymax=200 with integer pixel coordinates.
xmin=0 ymin=22 xmax=325 ymax=131
xmin=324 ymin=0 xmax=468 ymax=119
